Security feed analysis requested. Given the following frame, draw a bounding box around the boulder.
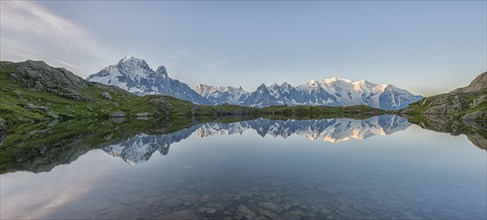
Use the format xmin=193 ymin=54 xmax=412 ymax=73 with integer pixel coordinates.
xmin=101 ymin=91 xmax=112 ymax=100
xmin=110 ymin=111 xmax=125 ymax=118
xmin=136 ymin=112 xmax=152 ymax=117
xmin=25 ymin=103 xmax=59 ymax=119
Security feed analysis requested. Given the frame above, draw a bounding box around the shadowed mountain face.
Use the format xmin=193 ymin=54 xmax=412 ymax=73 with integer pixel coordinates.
xmin=102 ymin=115 xmax=411 ymax=164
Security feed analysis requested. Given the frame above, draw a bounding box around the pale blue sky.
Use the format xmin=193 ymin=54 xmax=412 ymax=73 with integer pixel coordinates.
xmin=1 ymin=1 xmax=485 ymax=95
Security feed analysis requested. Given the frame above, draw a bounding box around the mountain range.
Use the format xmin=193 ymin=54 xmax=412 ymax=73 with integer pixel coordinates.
xmin=87 ymin=57 xmax=422 ymax=110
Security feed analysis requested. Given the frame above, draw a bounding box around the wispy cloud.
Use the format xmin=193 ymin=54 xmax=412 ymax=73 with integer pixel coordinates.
xmin=180 ymin=50 xmax=190 ymax=56
xmin=1 ymin=1 xmax=103 ymax=56
xmin=166 ymin=50 xmax=191 ymax=60
xmin=55 ymin=59 xmax=80 ymax=69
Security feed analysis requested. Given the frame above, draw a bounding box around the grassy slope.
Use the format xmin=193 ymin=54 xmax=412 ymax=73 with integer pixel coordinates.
xmin=403 ymin=72 xmax=487 ymax=122
xmin=0 ymin=61 xmax=161 ymax=124
xmin=404 ymin=93 xmax=487 ymax=121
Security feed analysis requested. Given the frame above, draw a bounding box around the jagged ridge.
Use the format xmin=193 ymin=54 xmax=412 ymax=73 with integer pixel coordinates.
xmin=198 ymin=77 xmax=422 ymax=110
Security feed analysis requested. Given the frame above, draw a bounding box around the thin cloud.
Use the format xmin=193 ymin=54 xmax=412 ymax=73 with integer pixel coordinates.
xmin=1 ymin=1 xmax=103 ymax=56
xmin=180 ymin=50 xmax=190 ymax=56
xmin=3 ymin=49 xmax=41 ymax=61
xmin=55 ymin=59 xmax=80 ymax=69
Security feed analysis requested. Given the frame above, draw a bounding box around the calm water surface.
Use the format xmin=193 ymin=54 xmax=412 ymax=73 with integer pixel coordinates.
xmin=1 ymin=115 xmax=486 ymax=219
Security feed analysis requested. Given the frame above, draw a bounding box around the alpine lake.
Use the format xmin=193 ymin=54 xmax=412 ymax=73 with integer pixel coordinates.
xmin=1 ymin=115 xmax=486 ymax=219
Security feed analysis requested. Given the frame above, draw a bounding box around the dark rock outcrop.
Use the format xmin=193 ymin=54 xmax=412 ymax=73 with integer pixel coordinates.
xmin=9 ymin=60 xmax=94 ymax=102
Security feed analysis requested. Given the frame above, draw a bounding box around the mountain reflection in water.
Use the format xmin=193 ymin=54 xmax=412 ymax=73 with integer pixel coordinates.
xmin=103 ymin=115 xmax=410 ymax=164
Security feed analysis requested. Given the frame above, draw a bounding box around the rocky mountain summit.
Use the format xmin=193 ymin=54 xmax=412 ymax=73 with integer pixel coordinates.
xmin=87 ymin=56 xmax=210 ymax=105
xmin=4 ymin=60 xmax=93 ymax=102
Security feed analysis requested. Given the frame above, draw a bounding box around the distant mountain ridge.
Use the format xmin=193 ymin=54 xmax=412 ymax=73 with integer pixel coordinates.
xmin=87 ymin=56 xmax=422 ymax=110
xmin=198 ymin=77 xmax=422 ymax=110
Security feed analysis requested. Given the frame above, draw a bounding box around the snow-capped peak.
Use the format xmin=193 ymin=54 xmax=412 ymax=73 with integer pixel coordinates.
xmin=323 ymin=76 xmax=353 ymax=84
xmin=307 ymin=80 xmax=318 ymax=85
xmin=195 ymin=84 xmax=250 ymax=105
xmin=120 ymin=55 xmax=136 ymax=62
xmin=118 ymin=56 xmax=148 ymax=67
xmin=86 ymin=56 xmax=210 ymax=105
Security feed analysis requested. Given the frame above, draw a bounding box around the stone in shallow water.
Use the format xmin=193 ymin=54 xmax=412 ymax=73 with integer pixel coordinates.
xmin=258 ymin=202 xmax=283 ymax=213
xmin=240 ymin=191 xmax=255 ymax=198
xmin=159 ymin=210 xmax=200 ymax=220
xmin=197 ymin=207 xmax=207 ymax=213
xmin=257 ymin=208 xmax=280 ymax=220
xmin=283 ymin=203 xmax=291 ymax=210
xmin=101 ymin=204 xmax=140 ymax=219
xmin=200 ymin=195 xmax=210 ymax=202
xmin=284 ymin=208 xmax=306 ymax=220
xmin=238 ymin=205 xmax=251 ymax=215
xmin=206 ymin=208 xmax=216 ymax=215
xmin=176 ymin=194 xmax=200 ymax=202
xmin=163 ymin=198 xmax=183 ymax=209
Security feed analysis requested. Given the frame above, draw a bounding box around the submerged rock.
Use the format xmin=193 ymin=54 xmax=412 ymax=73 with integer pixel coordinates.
xmin=159 ymin=210 xmax=199 ymax=220
xmin=257 ymin=208 xmax=280 ymax=220
xmin=238 ymin=205 xmax=251 ymax=215
xmin=163 ymin=198 xmax=183 ymax=209
xmin=258 ymin=202 xmax=283 ymax=213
